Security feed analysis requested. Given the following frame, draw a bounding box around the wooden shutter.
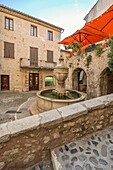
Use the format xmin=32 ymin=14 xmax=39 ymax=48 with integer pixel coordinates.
xmin=30 ymin=47 xmax=38 ymax=67
xmin=4 ymin=42 xmax=14 ymax=58
xmin=4 ymin=42 xmax=9 ymax=58
xmin=47 ymin=50 xmax=53 ymax=62
xmin=10 ymin=43 xmax=14 ymax=58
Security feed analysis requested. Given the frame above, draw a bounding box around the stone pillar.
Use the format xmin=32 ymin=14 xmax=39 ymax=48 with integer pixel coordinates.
xmin=54 ymin=56 xmax=68 ymax=96
xmin=25 ymin=71 xmax=29 ymax=91
xmin=39 ymin=73 xmax=43 ymax=90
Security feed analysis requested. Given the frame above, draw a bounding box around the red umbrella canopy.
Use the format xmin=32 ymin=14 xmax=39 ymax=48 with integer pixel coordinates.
xmin=58 ymin=28 xmax=108 ymax=46
xmin=85 ymin=5 xmax=113 ymax=36
xmin=59 ymin=5 xmax=113 ymax=47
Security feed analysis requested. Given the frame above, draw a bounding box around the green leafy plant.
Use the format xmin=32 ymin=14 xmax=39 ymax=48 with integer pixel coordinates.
xmin=95 ymin=44 xmax=103 ymax=57
xmin=86 ymin=55 xmax=92 ymax=68
xmin=64 ymin=42 xmax=82 ymax=56
xmin=108 ymin=36 xmax=113 ymax=71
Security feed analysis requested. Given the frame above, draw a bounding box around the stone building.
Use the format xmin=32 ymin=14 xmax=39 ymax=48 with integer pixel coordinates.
xmin=65 ymin=0 xmax=113 ymax=99
xmin=60 ymin=49 xmax=71 ymax=64
xmin=66 ymin=47 xmax=113 ymax=99
xmin=84 ymin=0 xmax=113 ymax=22
xmin=0 ymin=5 xmax=63 ymax=92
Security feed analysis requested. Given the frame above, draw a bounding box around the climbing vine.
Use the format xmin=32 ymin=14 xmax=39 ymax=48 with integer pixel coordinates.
xmin=86 ymin=55 xmax=92 ymax=68
xmin=95 ymin=44 xmax=103 ymax=57
xmin=108 ymin=36 xmax=113 ymax=71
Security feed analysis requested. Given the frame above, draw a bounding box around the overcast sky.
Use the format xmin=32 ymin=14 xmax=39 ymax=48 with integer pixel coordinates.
xmin=0 ymin=0 xmax=97 ymax=39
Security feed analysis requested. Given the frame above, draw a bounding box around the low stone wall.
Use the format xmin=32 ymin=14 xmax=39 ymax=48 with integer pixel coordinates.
xmin=0 ymin=94 xmax=113 ymax=169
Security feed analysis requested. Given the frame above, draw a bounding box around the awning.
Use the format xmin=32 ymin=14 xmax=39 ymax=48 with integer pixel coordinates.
xmin=59 ymin=5 xmax=113 ymax=46
xmin=58 ymin=28 xmax=108 ymax=46
xmin=85 ymin=5 xmax=113 ymax=36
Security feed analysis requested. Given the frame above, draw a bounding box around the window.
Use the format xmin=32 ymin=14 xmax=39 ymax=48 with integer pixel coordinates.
xmin=5 ymin=17 xmax=13 ymax=30
xmin=31 ymin=25 xmax=37 ymax=36
xmin=4 ymin=42 xmax=14 ymax=58
xmin=47 ymin=50 xmax=53 ymax=62
xmin=45 ymin=76 xmax=55 ymax=86
xmin=48 ymin=30 xmax=53 ymax=41
xmin=30 ymin=47 xmax=38 ymax=67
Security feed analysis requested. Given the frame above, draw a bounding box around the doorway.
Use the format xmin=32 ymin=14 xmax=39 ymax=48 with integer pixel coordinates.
xmin=1 ymin=75 xmax=9 ymax=91
xmin=100 ymin=67 xmax=113 ymax=96
xmin=29 ymin=73 xmax=39 ymax=91
xmin=72 ymin=68 xmax=87 ymax=92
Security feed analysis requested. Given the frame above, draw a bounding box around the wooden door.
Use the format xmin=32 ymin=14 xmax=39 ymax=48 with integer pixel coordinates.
xmin=1 ymin=75 xmax=9 ymax=90
xmin=29 ymin=73 xmax=39 ymax=90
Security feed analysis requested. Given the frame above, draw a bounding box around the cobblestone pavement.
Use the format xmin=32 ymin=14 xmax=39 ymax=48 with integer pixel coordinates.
xmin=52 ymin=127 xmax=113 ymax=170
xmin=0 ymin=91 xmax=37 ymax=124
xmin=25 ymin=161 xmax=53 ymax=170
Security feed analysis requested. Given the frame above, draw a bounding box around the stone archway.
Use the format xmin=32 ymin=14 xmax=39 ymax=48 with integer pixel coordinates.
xmin=72 ymin=68 xmax=87 ymax=92
xmin=99 ymin=67 xmax=113 ymax=96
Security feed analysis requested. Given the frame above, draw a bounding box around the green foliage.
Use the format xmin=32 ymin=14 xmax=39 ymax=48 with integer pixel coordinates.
xmin=64 ymin=42 xmax=82 ymax=55
xmin=68 ymin=42 xmax=81 ymax=51
xmin=86 ymin=55 xmax=92 ymax=68
xmin=108 ymin=36 xmax=113 ymax=71
xmin=95 ymin=44 xmax=103 ymax=57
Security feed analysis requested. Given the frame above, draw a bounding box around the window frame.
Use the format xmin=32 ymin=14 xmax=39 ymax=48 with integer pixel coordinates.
xmin=5 ymin=17 xmax=14 ymax=30
xmin=48 ymin=30 xmax=53 ymax=41
xmin=4 ymin=42 xmax=14 ymax=59
xmin=31 ymin=25 xmax=37 ymax=37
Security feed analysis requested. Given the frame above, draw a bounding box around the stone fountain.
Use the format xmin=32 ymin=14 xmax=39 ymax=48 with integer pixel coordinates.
xmin=53 ymin=55 xmax=69 ymax=97
xmin=30 ymin=56 xmax=86 ymax=114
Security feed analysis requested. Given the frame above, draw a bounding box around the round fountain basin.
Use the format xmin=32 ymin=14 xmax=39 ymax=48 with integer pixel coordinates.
xmin=36 ymin=89 xmax=86 ymax=113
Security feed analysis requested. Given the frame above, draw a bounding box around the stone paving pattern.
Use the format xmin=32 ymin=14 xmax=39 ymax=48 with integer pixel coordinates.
xmin=52 ymin=127 xmax=113 ymax=170
xmin=25 ymin=161 xmax=53 ymax=170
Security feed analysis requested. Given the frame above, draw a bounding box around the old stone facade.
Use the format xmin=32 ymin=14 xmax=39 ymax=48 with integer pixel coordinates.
xmin=84 ymin=0 xmax=113 ymax=22
xmin=60 ymin=49 xmax=71 ymax=64
xmin=0 ymin=5 xmax=63 ymax=92
xmin=65 ymin=46 xmax=113 ymax=99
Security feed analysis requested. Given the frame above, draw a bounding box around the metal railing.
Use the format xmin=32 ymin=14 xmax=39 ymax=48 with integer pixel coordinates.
xmin=20 ymin=58 xmax=57 ymax=69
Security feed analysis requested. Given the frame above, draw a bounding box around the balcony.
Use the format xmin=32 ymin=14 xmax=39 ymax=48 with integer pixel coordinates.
xmin=20 ymin=58 xmax=57 ymax=69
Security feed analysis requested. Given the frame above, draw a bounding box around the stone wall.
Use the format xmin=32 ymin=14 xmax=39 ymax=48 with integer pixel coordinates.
xmin=84 ymin=0 xmax=113 ymax=22
xmin=0 ymin=94 xmax=113 ymax=169
xmin=66 ymin=47 xmax=110 ymax=99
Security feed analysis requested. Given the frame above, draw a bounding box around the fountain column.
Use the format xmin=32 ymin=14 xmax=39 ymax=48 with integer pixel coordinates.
xmin=53 ymin=56 xmax=69 ymax=97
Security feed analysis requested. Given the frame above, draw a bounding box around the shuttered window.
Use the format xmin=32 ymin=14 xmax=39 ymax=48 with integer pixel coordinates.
xmin=47 ymin=50 xmax=53 ymax=62
xmin=5 ymin=17 xmax=13 ymax=30
xmin=48 ymin=30 xmax=53 ymax=41
xmin=4 ymin=42 xmax=14 ymax=58
xmin=30 ymin=47 xmax=38 ymax=67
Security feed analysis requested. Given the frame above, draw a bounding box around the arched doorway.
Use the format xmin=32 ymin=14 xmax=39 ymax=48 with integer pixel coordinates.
xmin=72 ymin=68 xmax=87 ymax=92
xmin=100 ymin=67 xmax=113 ymax=96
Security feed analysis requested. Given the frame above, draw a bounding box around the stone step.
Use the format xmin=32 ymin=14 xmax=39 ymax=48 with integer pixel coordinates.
xmin=51 ymin=127 xmax=113 ymax=170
